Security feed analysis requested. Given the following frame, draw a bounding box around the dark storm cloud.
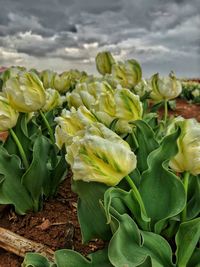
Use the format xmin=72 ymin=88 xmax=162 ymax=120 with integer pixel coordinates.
xmin=0 ymin=0 xmax=199 ymax=76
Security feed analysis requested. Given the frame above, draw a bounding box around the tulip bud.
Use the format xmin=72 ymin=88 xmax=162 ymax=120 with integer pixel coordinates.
xmin=53 ymin=72 xmax=72 ymax=93
xmin=95 ymin=51 xmax=115 ymax=75
xmin=151 ymin=72 xmax=182 ymax=102
xmin=0 ymin=95 xmax=19 ymax=131
xmin=66 ymin=122 xmax=137 ymax=186
xmin=3 ymin=71 xmax=46 ymax=113
xmin=42 ymin=88 xmax=62 ymax=112
xmin=39 ymin=69 xmax=56 ymax=89
xmin=112 ymin=59 xmax=142 ymax=89
xmin=114 ymin=88 xmax=143 ymax=121
xmin=169 ymin=118 xmax=200 ymax=175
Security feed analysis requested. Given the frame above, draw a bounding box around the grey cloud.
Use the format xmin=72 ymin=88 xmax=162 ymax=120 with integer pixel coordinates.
xmin=0 ymin=0 xmax=199 ymax=77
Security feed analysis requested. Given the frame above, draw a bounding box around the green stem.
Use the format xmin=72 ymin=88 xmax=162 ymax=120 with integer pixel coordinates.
xmin=164 ymin=100 xmax=168 ymax=126
xmin=125 ymin=175 xmax=148 ymax=218
xmin=39 ymin=110 xmax=54 ymax=143
xmin=9 ymin=128 xmax=29 ymax=170
xmin=181 ymin=171 xmax=190 ymax=222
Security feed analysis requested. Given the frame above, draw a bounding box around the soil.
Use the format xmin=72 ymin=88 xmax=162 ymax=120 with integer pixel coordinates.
xmin=0 ymin=98 xmax=200 ymax=267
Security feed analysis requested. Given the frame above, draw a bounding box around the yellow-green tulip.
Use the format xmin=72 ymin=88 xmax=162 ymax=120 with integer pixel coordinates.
xmin=112 ymin=59 xmax=142 ymax=89
xmin=3 ymin=72 xmax=46 ymax=113
xmin=114 ymin=88 xmax=143 ymax=121
xmin=42 ymin=88 xmax=62 ymax=112
xmin=67 ymin=81 xmax=111 ymax=109
xmin=134 ymin=78 xmax=152 ymax=98
xmin=55 ymin=106 xmax=97 ymax=148
xmin=39 ymin=69 xmax=56 ymax=89
xmin=95 ymin=51 xmax=115 ymax=75
xmin=66 ymin=122 xmax=137 ymax=186
xmin=169 ymin=118 xmax=200 ymax=175
xmin=0 ymin=95 xmax=19 ymax=131
xmin=151 ymin=72 xmax=182 ymax=102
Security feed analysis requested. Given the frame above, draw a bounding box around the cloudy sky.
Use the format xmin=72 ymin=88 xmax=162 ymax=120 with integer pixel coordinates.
xmin=0 ymin=0 xmax=199 ymax=77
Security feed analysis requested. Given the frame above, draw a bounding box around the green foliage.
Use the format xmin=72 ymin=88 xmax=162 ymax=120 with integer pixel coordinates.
xmin=0 ymin=113 xmax=68 ymax=214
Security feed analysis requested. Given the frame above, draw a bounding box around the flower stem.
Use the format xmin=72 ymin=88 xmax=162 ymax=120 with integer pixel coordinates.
xmin=125 ymin=175 xmax=148 ymax=218
xmin=181 ymin=171 xmax=190 ymax=222
xmin=39 ymin=110 xmax=54 ymax=143
xmin=164 ymin=100 xmax=168 ymax=126
xmin=9 ymin=128 xmax=29 ymax=170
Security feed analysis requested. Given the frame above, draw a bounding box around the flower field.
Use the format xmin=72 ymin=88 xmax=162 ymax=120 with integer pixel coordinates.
xmin=0 ymin=52 xmax=199 ymax=267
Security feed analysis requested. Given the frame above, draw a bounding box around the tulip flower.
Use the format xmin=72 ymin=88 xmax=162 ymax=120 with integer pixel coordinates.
xmin=112 ymin=59 xmax=142 ymax=89
xmin=67 ymin=81 xmax=111 ymax=109
xmin=169 ymin=118 xmax=200 ymax=176
xmin=66 ymin=122 xmax=137 ymax=186
xmin=52 ymin=72 xmax=72 ymax=93
xmin=55 ymin=106 xmax=97 ymax=148
xmin=0 ymin=95 xmax=19 ymax=131
xmin=151 ymin=72 xmax=182 ymax=102
xmin=134 ymin=78 xmax=152 ymax=98
xmin=95 ymin=51 xmax=115 ymax=75
xmin=3 ymin=71 xmax=46 ymax=113
xmin=114 ymin=88 xmax=143 ymax=121
xmin=42 ymin=88 xmax=62 ymax=112
xmin=39 ymin=69 xmax=56 ymax=89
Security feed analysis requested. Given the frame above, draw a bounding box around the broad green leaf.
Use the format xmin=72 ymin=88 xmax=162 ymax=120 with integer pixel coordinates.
xmin=22 ymin=135 xmax=51 ymax=211
xmin=72 ymin=180 xmax=111 ymax=243
xmin=133 ymin=120 xmax=159 ymax=173
xmin=187 ymin=175 xmax=200 ymax=220
xmin=22 ymin=253 xmax=54 ymax=267
xmin=175 ymin=218 xmax=200 ymax=266
xmin=139 ymin=129 xmax=186 ymax=232
xmin=0 ymin=146 xmax=33 ymax=214
xmin=103 ymin=187 xmax=150 ymax=231
xmin=55 ymin=248 xmax=113 ymax=267
xmin=108 ymin=209 xmax=174 ymax=267
xmin=44 ymin=148 xmax=68 ymax=197
xmin=187 ymin=248 xmax=200 ymax=267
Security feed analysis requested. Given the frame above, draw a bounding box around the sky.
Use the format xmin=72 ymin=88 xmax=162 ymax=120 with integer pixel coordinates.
xmin=0 ymin=0 xmax=199 ymax=78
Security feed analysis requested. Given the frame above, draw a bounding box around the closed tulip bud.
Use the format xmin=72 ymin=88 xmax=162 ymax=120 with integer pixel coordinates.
xmin=3 ymin=71 xmax=46 ymax=113
xmin=0 ymin=95 xmax=19 ymax=131
xmin=53 ymin=72 xmax=72 ymax=93
xmin=151 ymin=72 xmax=182 ymax=102
xmin=95 ymin=51 xmax=115 ymax=75
xmin=42 ymin=88 xmax=62 ymax=112
xmin=66 ymin=123 xmax=137 ymax=186
xmin=114 ymin=88 xmax=143 ymax=121
xmin=39 ymin=69 xmax=56 ymax=89
xmin=112 ymin=59 xmax=142 ymax=89
xmin=169 ymin=118 xmax=200 ymax=175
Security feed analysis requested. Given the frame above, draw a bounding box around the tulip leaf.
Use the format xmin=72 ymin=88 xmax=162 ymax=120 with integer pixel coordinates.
xmin=108 ymin=208 xmax=174 ymax=267
xmin=103 ymin=187 xmax=150 ymax=232
xmin=55 ymin=248 xmax=113 ymax=267
xmin=187 ymin=175 xmax=200 ymax=220
xmin=187 ymin=248 xmax=200 ymax=267
xmin=133 ymin=120 xmax=159 ymax=173
xmin=72 ymin=180 xmax=111 ymax=243
xmin=22 ymin=135 xmax=51 ymax=211
xmin=175 ymin=218 xmax=200 ymax=266
xmin=22 ymin=253 xmax=54 ymax=267
xmin=43 ymin=148 xmax=68 ymax=197
xmin=139 ymin=129 xmax=186 ymax=232
xmin=0 ymin=146 xmax=33 ymax=214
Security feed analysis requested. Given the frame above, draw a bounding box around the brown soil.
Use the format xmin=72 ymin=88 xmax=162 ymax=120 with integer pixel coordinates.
xmin=0 ymin=98 xmax=200 ymax=267
xmin=0 ymin=172 xmax=104 ymax=267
